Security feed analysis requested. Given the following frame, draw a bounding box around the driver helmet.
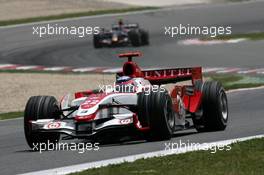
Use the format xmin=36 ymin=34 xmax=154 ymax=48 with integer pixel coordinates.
xmin=118 ymin=19 xmax=124 ymax=26
xmin=116 ymin=76 xmax=132 ymax=84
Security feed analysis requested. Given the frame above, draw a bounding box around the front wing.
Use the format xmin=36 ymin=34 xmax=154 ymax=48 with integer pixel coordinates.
xmin=30 ymin=113 xmax=142 ymax=139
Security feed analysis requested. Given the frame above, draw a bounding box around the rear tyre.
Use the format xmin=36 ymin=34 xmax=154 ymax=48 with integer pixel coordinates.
xmin=192 ymin=81 xmax=228 ymax=132
xmin=93 ymin=34 xmax=102 ymax=48
xmin=137 ymin=90 xmax=175 ymax=140
xmin=128 ymin=30 xmax=141 ymax=46
xmin=24 ymin=96 xmax=61 ymax=149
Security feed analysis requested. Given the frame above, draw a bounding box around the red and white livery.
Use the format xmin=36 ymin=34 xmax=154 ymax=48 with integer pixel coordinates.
xmin=24 ymin=52 xmax=228 ymax=148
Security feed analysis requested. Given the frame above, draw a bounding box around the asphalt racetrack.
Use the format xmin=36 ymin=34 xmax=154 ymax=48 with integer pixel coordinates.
xmin=1 ymin=1 xmax=264 ymax=174
xmin=1 ymin=88 xmax=264 ymax=174
xmin=0 ymin=1 xmax=264 ymax=68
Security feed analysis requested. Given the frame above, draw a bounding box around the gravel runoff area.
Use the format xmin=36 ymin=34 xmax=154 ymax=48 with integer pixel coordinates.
xmin=0 ymin=0 xmax=230 ymax=21
xmin=0 ymin=73 xmax=115 ymax=113
xmin=0 ymin=0 xmax=132 ymax=21
xmin=0 ymin=73 xmax=189 ymax=114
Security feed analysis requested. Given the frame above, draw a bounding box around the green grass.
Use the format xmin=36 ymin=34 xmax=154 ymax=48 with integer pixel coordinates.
xmin=206 ymin=74 xmax=264 ymax=90
xmin=0 ymin=111 xmax=23 ymax=120
xmin=209 ymin=74 xmax=243 ymax=83
xmin=0 ymin=7 xmax=157 ymax=27
xmin=71 ymin=138 xmax=264 ymax=175
xmin=203 ymin=32 xmax=264 ymax=41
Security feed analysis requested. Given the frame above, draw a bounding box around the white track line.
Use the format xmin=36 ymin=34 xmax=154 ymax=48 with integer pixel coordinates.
xmin=227 ymin=85 xmax=264 ymax=93
xmin=216 ymin=68 xmax=241 ymax=74
xmin=238 ymin=69 xmax=261 ymax=74
xmin=0 ymin=8 xmax=173 ymax=29
xmin=72 ymin=67 xmax=98 ymax=73
xmin=0 ymin=64 xmax=263 ymax=75
xmin=20 ymin=134 xmax=264 ymax=175
xmin=2 ymin=64 xmax=264 ymax=75
xmin=1 ymin=0 xmax=260 ymax=29
xmin=0 ymin=64 xmax=17 ymax=68
xmin=43 ymin=67 xmax=69 ymax=71
xmin=15 ymin=66 xmax=40 ymax=70
xmin=203 ymin=67 xmax=225 ymax=73
xmin=179 ymin=38 xmax=247 ymax=46
xmin=102 ymin=68 xmax=122 ymax=73
xmin=0 ymin=117 xmax=23 ymax=122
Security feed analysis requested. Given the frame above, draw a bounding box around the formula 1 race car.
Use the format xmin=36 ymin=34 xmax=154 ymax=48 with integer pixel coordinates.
xmin=93 ymin=20 xmax=149 ymax=48
xmin=24 ymin=52 xmax=228 ymax=149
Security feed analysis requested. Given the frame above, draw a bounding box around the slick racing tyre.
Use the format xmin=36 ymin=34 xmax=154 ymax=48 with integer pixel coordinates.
xmin=93 ymin=34 xmax=102 ymax=48
xmin=138 ymin=90 xmax=175 ymax=140
xmin=137 ymin=91 xmax=150 ymax=127
xmin=128 ymin=30 xmax=141 ymax=46
xmin=24 ymin=96 xmax=61 ymax=149
xmin=192 ymin=81 xmax=228 ymax=132
xmin=139 ymin=29 xmax=149 ymax=45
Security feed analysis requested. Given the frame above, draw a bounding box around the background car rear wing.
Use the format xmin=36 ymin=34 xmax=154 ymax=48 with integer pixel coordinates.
xmin=117 ymin=52 xmax=202 ymax=85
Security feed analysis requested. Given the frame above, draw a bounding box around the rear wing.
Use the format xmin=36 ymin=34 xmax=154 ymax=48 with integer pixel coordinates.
xmin=143 ymin=67 xmax=202 ymax=85
xmin=116 ymin=52 xmax=202 ymax=85
xmin=117 ymin=67 xmax=202 ymax=85
xmin=112 ymin=23 xmax=139 ymax=31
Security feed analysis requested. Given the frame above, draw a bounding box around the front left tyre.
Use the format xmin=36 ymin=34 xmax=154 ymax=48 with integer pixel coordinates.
xmin=128 ymin=30 xmax=141 ymax=47
xmin=139 ymin=29 xmax=149 ymax=45
xmin=24 ymin=96 xmax=61 ymax=149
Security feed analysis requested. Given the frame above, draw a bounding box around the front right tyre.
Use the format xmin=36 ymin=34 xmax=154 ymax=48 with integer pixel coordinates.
xmin=93 ymin=34 xmax=102 ymax=48
xmin=24 ymin=96 xmax=61 ymax=149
